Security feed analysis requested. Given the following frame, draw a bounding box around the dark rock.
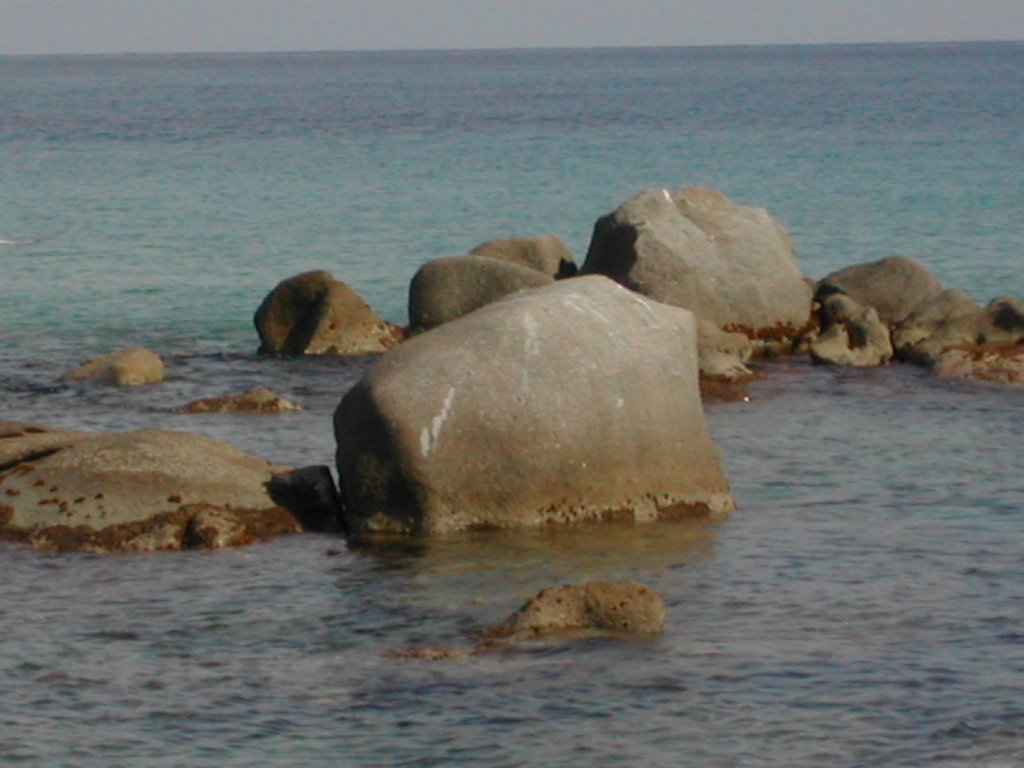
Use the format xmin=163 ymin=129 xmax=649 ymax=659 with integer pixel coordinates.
xmin=254 ymin=270 xmax=400 ymax=356
xmin=407 ymin=254 xmax=553 ymax=332
xmin=469 ymin=234 xmax=578 ymax=278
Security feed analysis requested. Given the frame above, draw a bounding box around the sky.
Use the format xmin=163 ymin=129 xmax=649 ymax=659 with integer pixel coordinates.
xmin=2 ymin=0 xmax=1023 ymax=55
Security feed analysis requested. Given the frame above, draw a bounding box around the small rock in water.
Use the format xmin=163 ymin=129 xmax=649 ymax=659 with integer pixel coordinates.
xmin=175 ymin=386 xmax=303 ymax=414
xmin=62 ymin=347 xmax=165 ymax=386
xmin=487 ymin=581 xmax=666 ymax=640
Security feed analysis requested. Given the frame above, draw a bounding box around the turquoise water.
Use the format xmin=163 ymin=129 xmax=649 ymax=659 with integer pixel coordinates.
xmin=1 ymin=43 xmax=1023 ymax=766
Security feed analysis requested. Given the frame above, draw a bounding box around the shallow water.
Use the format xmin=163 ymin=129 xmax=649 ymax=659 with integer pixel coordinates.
xmin=2 ymin=43 xmax=1024 ymax=766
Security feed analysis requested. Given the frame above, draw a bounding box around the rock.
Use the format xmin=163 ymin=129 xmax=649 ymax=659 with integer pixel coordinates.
xmin=266 ymin=465 xmax=345 ymax=533
xmin=487 ymin=581 xmax=666 ymax=639
xmin=930 ymin=343 xmax=1024 ymax=386
xmin=335 ymin=275 xmax=734 ymax=536
xmin=817 ymin=255 xmax=943 ymax=325
xmin=893 ymin=291 xmax=1024 ymax=366
xmin=469 ymin=235 xmax=578 ymax=278
xmin=697 ymin=319 xmax=754 ymax=382
xmin=809 ymin=293 xmax=893 ymax=367
xmin=407 ymin=254 xmax=553 ymax=332
xmin=580 ymin=187 xmax=813 ymax=347
xmin=175 ymin=386 xmax=303 ymax=414
xmin=0 ymin=426 xmax=311 ymax=553
xmin=254 ymin=270 xmax=400 ymax=356
xmin=62 ymin=347 xmax=164 ymax=386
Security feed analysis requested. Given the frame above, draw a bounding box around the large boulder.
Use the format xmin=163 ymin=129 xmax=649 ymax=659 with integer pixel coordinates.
xmin=0 ymin=424 xmax=336 ymax=552
xmin=407 ymin=254 xmax=553 ymax=332
xmin=816 ymin=255 xmax=943 ymax=325
xmin=469 ymin=235 xmax=578 ymax=279
xmin=580 ymin=187 xmax=812 ymax=345
xmin=335 ymin=276 xmax=734 ymax=536
xmin=254 ymin=270 xmax=400 ymax=356
xmin=809 ymin=293 xmax=894 ymax=367
xmin=62 ymin=347 xmax=164 ymax=386
xmin=486 ymin=581 xmax=666 ymax=639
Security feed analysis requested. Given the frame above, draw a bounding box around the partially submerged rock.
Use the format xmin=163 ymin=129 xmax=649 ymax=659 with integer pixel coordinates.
xmin=336 ymin=276 xmax=734 ymax=536
xmin=469 ymin=234 xmax=578 ymax=279
xmin=581 ymin=187 xmax=813 ymax=347
xmin=0 ymin=424 xmax=332 ymax=552
xmin=487 ymin=581 xmax=666 ymax=639
xmin=407 ymin=254 xmax=553 ymax=332
xmin=894 ymin=291 xmax=1024 ymax=366
xmin=817 ymin=255 xmax=943 ymax=325
xmin=175 ymin=386 xmax=303 ymax=414
xmin=809 ymin=293 xmax=893 ymax=367
xmin=930 ymin=343 xmax=1024 ymax=386
xmin=254 ymin=270 xmax=400 ymax=356
xmin=62 ymin=347 xmax=165 ymax=386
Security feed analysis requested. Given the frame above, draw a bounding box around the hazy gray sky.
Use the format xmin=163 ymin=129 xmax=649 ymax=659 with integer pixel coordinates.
xmin=3 ymin=0 xmax=1022 ymax=55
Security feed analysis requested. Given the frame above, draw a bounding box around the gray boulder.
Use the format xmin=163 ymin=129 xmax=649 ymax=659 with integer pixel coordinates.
xmin=469 ymin=235 xmax=578 ymax=278
xmin=408 ymin=254 xmax=553 ymax=332
xmin=809 ymin=293 xmax=894 ymax=367
xmin=255 ymin=270 xmax=400 ymax=356
xmin=581 ymin=187 xmax=812 ymax=345
xmin=817 ymin=255 xmax=943 ymax=325
xmin=335 ymin=276 xmax=734 ymax=536
xmin=697 ymin=318 xmax=754 ymax=383
xmin=486 ymin=581 xmax=666 ymax=639
xmin=62 ymin=347 xmax=164 ymax=386
xmin=0 ymin=424 xmax=329 ymax=552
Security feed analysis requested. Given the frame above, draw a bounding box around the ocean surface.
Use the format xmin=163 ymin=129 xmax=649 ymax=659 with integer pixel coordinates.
xmin=1 ymin=43 xmax=1023 ymax=766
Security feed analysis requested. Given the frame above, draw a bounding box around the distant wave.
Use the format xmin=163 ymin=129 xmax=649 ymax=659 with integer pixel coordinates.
xmin=0 ymin=235 xmax=36 ymax=245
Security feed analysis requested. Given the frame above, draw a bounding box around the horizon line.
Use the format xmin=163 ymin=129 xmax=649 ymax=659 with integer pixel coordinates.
xmin=2 ymin=36 xmax=1022 ymax=59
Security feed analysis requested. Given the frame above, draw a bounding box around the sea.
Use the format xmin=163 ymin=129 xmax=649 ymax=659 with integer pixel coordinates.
xmin=1 ymin=42 xmax=1023 ymax=766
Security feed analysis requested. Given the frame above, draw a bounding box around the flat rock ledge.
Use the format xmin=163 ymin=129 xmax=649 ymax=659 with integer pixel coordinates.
xmin=0 ymin=423 xmax=340 ymax=553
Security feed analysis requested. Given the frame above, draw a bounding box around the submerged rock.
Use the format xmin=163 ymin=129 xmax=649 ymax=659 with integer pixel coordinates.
xmin=254 ymin=270 xmax=400 ymax=356
xmin=407 ymin=254 xmax=553 ymax=332
xmin=581 ymin=187 xmax=812 ymax=347
xmin=62 ymin=347 xmax=165 ymax=386
xmin=469 ymin=234 xmax=578 ymax=278
xmin=175 ymin=386 xmax=303 ymax=414
xmin=335 ymin=276 xmax=734 ymax=536
xmin=0 ymin=424 xmax=329 ymax=552
xmin=817 ymin=255 xmax=943 ymax=325
xmin=487 ymin=581 xmax=666 ymax=639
